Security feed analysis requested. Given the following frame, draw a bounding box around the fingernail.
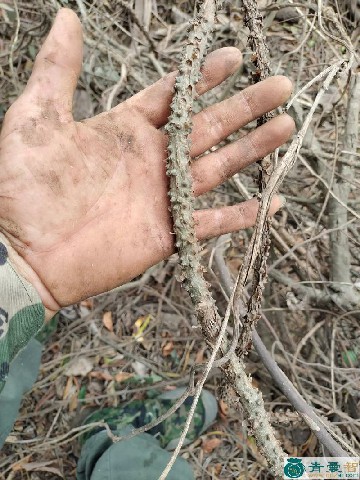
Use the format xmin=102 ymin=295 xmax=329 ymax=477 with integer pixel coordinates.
xmin=278 ymin=195 xmax=287 ymax=208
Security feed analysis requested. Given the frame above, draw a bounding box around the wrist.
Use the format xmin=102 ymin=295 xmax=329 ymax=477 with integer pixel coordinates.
xmin=0 ymin=232 xmax=59 ymax=322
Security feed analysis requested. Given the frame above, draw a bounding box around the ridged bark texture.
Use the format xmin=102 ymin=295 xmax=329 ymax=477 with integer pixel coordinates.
xmin=236 ymin=0 xmax=273 ymax=355
xmin=223 ymin=356 xmax=285 ymax=477
xmin=165 ymin=1 xmax=221 ymax=341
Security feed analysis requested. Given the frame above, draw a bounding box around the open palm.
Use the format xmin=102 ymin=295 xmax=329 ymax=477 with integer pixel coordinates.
xmin=0 ymin=9 xmax=294 ymax=316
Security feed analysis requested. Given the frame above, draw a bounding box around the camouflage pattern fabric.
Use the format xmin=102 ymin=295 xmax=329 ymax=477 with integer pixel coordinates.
xmin=0 ymin=239 xmax=45 ymax=394
xmin=81 ymin=394 xmax=206 ymax=449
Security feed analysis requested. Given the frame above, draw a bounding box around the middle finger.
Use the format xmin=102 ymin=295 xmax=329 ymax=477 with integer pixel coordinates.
xmin=190 ymin=75 xmax=293 ymax=158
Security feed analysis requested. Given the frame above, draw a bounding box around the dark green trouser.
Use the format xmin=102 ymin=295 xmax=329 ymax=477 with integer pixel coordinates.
xmin=0 ymin=338 xmax=43 ymax=447
xmin=0 ymin=340 xmax=194 ymax=480
xmin=77 ymin=427 xmax=193 ymax=480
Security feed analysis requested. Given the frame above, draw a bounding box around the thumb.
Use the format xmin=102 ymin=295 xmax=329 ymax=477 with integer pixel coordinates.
xmin=24 ymin=8 xmax=83 ymax=115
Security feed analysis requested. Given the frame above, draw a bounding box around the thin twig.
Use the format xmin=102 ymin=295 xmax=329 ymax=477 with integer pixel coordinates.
xmin=214 ymin=238 xmax=353 ymax=457
xmin=9 ymin=0 xmax=20 ymax=93
xmin=119 ymin=0 xmax=158 ymax=55
xmin=234 ymin=57 xmax=350 ymax=354
xmin=159 ymin=284 xmax=235 ymax=480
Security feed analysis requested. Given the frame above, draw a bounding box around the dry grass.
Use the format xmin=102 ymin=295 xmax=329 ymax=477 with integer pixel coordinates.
xmin=0 ymin=0 xmax=359 ymax=478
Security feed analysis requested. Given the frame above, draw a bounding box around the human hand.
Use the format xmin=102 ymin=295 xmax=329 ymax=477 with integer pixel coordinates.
xmin=0 ymin=9 xmax=294 ymax=318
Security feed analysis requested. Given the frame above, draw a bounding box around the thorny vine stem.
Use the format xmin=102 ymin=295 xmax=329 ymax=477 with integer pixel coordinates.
xmin=164 ymin=0 xmax=285 ymax=477
xmin=165 ymin=0 xmax=221 ymax=342
xmin=235 ymin=0 xmax=274 ymax=356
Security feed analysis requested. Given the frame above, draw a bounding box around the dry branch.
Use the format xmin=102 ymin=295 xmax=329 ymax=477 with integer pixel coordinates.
xmin=165 ymin=0 xmax=285 ymax=476
xmin=236 ymin=0 xmax=274 ymax=356
xmin=328 ymin=71 xmax=360 ymax=308
xmin=214 ymin=238 xmax=353 ymax=458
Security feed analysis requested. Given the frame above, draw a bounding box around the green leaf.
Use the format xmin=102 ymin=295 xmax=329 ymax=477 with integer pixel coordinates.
xmin=342 ymin=350 xmax=358 ymax=367
xmin=78 ymin=385 xmax=87 ymax=401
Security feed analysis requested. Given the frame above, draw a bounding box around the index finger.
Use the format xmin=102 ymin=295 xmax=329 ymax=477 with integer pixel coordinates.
xmin=113 ymin=47 xmax=242 ymax=127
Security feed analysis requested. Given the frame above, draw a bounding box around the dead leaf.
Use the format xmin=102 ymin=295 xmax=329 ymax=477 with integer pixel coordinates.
xmin=114 ymin=371 xmax=134 ymax=382
xmin=219 ymin=399 xmax=229 ymax=417
xmin=63 ymin=377 xmax=78 ymax=412
xmin=236 ymin=432 xmax=265 ymax=464
xmin=13 ymin=459 xmax=63 ymax=477
xmin=106 ymin=380 xmax=118 ymax=407
xmin=102 ymin=311 xmax=113 ymax=332
xmin=162 ymin=341 xmax=174 ymax=357
xmin=80 ymin=298 xmax=93 ymax=309
xmin=213 ymin=463 xmax=222 ymax=475
xmin=89 ymin=370 xmax=113 ymax=381
xmin=202 ymin=437 xmax=222 ymax=453
xmin=63 ymin=377 xmax=74 ymax=400
xmin=195 ymin=347 xmax=206 ymax=363
xmin=303 ymin=432 xmax=318 ymax=456
xmin=251 ymin=376 xmax=260 ymax=388
xmin=69 ymin=393 xmax=78 ymax=412
xmin=23 ymin=461 xmax=63 ymax=477
xmin=11 ymin=455 xmax=32 ymax=471
xmin=65 ymin=357 xmax=93 ymax=377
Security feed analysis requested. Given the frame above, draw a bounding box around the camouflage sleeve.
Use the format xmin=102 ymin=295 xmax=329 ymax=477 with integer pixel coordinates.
xmin=0 ymin=240 xmax=45 ymax=394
